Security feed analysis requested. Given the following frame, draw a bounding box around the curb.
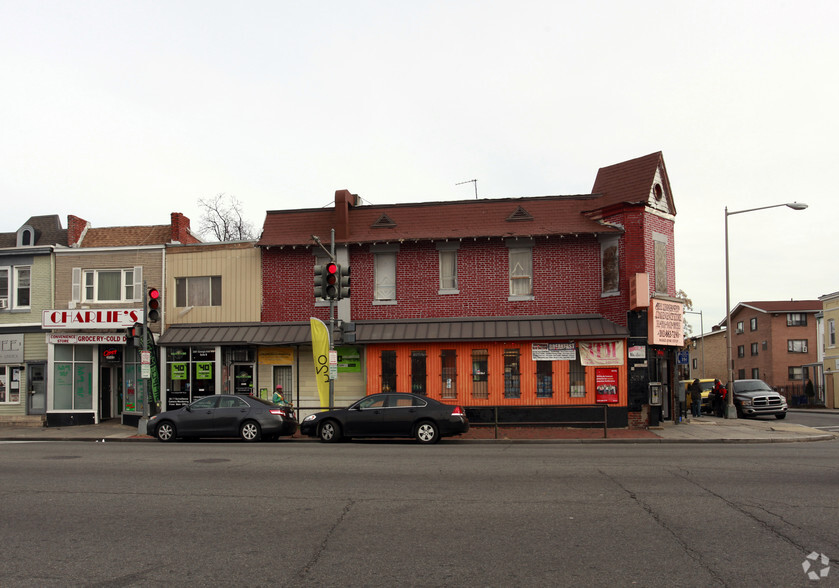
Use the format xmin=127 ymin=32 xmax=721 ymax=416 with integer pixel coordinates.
xmin=1 ymin=435 xmax=835 ymax=444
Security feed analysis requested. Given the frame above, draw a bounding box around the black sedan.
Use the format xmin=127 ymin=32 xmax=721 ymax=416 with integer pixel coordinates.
xmin=147 ymin=394 xmax=297 ymax=442
xmin=300 ymin=393 xmax=469 ymax=444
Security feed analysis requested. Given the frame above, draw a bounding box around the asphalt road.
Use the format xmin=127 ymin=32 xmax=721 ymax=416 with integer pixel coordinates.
xmin=1 ymin=440 xmax=837 ymax=587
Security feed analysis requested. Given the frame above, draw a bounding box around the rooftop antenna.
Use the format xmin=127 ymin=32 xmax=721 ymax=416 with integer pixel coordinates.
xmin=456 ymin=179 xmax=478 ymax=199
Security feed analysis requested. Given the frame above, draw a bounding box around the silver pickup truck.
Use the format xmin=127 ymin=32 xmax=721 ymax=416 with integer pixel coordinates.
xmin=729 ymin=379 xmax=788 ymax=419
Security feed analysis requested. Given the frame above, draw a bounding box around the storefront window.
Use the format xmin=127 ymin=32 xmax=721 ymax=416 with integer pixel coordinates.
xmin=536 ymin=362 xmax=553 ymax=398
xmin=569 ymin=355 xmax=586 ymax=397
xmin=441 ymin=349 xmax=457 ymax=399
xmin=166 ymin=347 xmax=190 ymax=410
xmin=411 ymin=351 xmax=426 ymax=395
xmin=504 ymin=349 xmax=520 ymax=398
xmin=191 ymin=348 xmax=216 ymax=400
xmin=124 ymin=342 xmax=144 ymax=413
xmin=381 ymin=350 xmax=396 ymax=392
xmin=0 ymin=366 xmax=22 ymax=403
xmin=53 ymin=344 xmax=93 ymax=410
xmin=471 ymin=349 xmax=488 ymax=399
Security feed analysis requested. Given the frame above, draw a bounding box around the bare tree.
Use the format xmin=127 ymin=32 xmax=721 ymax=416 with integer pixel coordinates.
xmin=197 ymin=193 xmax=257 ymax=241
xmin=675 ymin=289 xmax=695 ymax=338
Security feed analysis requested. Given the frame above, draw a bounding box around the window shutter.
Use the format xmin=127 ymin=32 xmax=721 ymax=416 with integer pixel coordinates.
xmin=134 ymin=266 xmax=143 ymax=301
xmin=71 ymin=268 xmax=82 ymax=302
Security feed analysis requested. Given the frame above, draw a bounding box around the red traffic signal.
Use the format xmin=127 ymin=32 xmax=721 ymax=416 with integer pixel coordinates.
xmin=147 ymin=288 xmax=161 ymax=322
xmin=325 ymin=263 xmax=339 ymax=299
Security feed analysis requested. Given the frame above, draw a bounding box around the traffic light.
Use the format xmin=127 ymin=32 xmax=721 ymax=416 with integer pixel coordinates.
xmin=314 ymin=265 xmax=326 ymax=299
xmin=325 ymin=262 xmax=339 ymax=300
xmin=127 ymin=322 xmax=143 ymax=346
xmin=147 ymin=287 xmax=161 ymax=322
xmin=339 ymin=264 xmax=350 ymax=299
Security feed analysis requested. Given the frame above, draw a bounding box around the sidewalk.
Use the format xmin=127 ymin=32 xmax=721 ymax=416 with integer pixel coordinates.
xmin=0 ymin=412 xmax=835 ymax=443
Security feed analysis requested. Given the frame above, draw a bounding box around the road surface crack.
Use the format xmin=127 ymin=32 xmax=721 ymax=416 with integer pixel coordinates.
xmin=297 ymin=498 xmax=355 ymax=581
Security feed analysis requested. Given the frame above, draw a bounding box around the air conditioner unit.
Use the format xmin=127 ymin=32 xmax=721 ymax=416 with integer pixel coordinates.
xmin=0 ymin=299 xmax=7 ymax=309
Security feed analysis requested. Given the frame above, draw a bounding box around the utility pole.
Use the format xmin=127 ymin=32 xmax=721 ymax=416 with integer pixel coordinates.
xmin=329 ymin=228 xmax=335 ymax=409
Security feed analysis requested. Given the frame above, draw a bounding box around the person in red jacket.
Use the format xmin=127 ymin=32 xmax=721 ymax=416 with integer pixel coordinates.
xmin=712 ymin=379 xmax=727 ymax=417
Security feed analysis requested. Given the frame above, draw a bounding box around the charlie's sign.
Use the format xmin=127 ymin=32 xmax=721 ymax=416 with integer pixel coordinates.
xmin=42 ymin=309 xmax=143 ymax=329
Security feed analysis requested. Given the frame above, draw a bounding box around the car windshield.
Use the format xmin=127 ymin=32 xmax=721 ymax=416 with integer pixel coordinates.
xmin=736 ymin=381 xmax=772 ymax=393
xmin=700 ymin=382 xmax=714 ymax=391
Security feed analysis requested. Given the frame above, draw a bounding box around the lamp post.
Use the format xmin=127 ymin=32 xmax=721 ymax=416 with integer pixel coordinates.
xmin=724 ymin=202 xmax=808 ymax=418
xmin=685 ymin=310 xmax=705 ymax=378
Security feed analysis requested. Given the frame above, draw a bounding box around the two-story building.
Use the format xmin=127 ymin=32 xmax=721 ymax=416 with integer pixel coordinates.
xmin=255 ymin=152 xmax=684 ymax=427
xmin=44 ymin=213 xmax=200 ymax=426
xmin=154 ymin=240 xmax=317 ymax=411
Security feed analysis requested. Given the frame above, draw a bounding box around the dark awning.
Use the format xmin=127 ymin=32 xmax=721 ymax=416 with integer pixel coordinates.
xmin=353 ymin=315 xmax=628 ymax=343
xmin=158 ymin=315 xmax=628 ymax=347
xmin=158 ymin=323 xmax=313 ymax=346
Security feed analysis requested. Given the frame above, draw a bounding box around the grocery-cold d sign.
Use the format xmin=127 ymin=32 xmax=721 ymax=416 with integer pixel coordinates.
xmin=43 ymin=309 xmax=143 ymax=329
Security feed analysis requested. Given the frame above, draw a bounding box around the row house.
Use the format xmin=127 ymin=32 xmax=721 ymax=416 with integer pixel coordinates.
xmin=819 ymin=291 xmax=839 ymax=408
xmin=238 ymin=151 xmax=685 ymax=427
xmin=0 ymin=216 xmax=67 ymax=425
xmin=41 ymin=213 xmax=199 ymax=426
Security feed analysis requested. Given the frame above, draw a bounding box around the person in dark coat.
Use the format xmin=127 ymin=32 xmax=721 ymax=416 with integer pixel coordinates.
xmin=688 ymin=379 xmax=702 ymax=417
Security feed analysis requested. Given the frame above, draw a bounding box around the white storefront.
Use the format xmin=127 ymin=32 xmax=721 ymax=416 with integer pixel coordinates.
xmin=42 ymin=309 xmax=151 ymax=426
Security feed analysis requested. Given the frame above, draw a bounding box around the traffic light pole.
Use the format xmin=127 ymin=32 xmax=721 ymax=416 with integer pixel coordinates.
xmin=137 ymin=281 xmax=150 ymax=435
xmin=329 ymin=228 xmax=335 ymax=410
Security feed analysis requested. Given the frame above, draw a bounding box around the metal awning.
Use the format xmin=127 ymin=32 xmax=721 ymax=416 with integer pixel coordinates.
xmin=157 ymin=323 xmax=313 ymax=346
xmin=157 ymin=315 xmax=628 ymax=347
xmin=353 ymin=315 xmax=628 ymax=343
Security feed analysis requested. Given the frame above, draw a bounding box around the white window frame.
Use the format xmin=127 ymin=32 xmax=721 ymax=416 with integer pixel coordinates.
xmin=437 ymin=242 xmax=459 ymax=294
xmin=507 ymin=240 xmax=533 ymax=300
xmin=829 ymin=319 xmax=836 ymax=347
xmin=175 ymin=276 xmax=222 ymax=307
xmin=81 ymin=268 xmax=140 ymax=303
xmin=13 ymin=266 xmax=31 ymax=309
xmin=787 ymin=339 xmax=808 ymax=353
xmin=0 ymin=266 xmax=9 ymax=308
xmin=372 ymin=246 xmax=398 ymax=304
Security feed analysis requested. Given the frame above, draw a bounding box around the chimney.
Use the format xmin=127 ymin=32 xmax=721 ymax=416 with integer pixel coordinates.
xmin=170 ymin=212 xmax=192 ymax=243
xmin=334 ymin=190 xmax=358 ymax=241
xmin=67 ymin=215 xmax=89 ymax=247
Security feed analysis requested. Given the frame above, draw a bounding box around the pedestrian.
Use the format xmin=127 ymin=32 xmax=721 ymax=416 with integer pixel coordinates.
xmin=689 ymin=378 xmax=702 ymax=417
xmin=272 ymin=385 xmax=287 ymax=406
xmin=712 ymin=379 xmax=727 ymax=417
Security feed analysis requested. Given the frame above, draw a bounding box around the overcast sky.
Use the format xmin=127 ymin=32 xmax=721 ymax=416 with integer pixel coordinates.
xmin=2 ymin=1 xmax=836 ymax=335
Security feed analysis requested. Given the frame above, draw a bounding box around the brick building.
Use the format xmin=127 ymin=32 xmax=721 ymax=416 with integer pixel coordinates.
xmin=725 ymin=300 xmax=821 ymax=396
xmin=257 ymin=152 xmax=684 ymax=427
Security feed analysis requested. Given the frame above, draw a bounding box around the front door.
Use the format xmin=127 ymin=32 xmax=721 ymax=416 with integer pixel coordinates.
xmin=100 ymin=366 xmax=114 ymax=420
xmin=27 ymin=364 xmax=46 ymax=415
xmin=233 ymin=364 xmax=255 ymax=396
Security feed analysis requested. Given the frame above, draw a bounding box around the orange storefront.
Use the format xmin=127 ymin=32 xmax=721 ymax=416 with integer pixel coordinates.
xmin=363 ymin=340 xmax=628 ymax=409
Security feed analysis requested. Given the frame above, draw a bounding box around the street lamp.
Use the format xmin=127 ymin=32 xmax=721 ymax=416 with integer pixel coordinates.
xmin=724 ymin=201 xmax=808 ymax=418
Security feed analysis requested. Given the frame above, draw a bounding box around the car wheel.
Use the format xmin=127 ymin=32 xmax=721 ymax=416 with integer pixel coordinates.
xmin=775 ymin=413 xmax=787 ymax=420
xmin=155 ymin=421 xmax=176 ymax=442
xmin=240 ymin=421 xmax=261 ymax=442
xmin=415 ymin=421 xmax=439 ymax=444
xmin=319 ymin=420 xmax=342 ymax=443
